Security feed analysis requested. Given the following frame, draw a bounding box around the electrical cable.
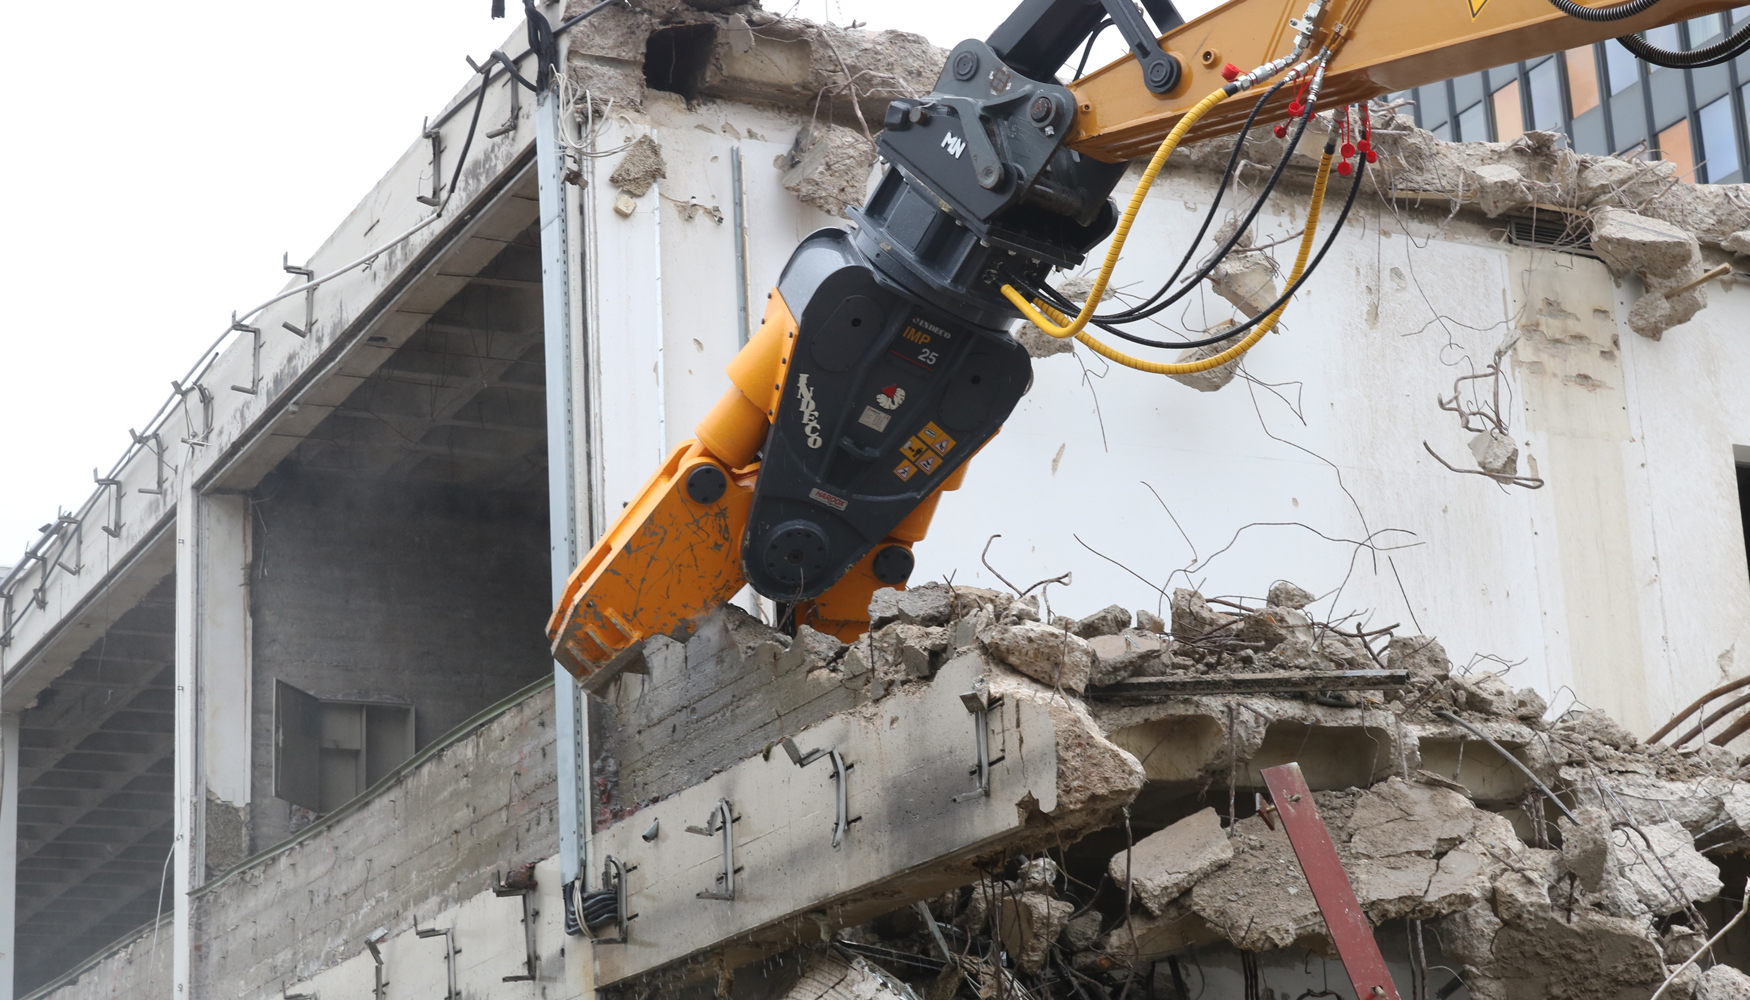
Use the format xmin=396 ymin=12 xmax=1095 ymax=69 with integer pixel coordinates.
xmin=1039 ymin=139 xmax=1358 ymax=376
xmin=1544 ymin=0 xmax=1664 ymax=21
xmin=1616 ymin=18 xmax=1750 ymax=68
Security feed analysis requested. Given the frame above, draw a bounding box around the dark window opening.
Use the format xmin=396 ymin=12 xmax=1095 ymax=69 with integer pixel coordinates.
xmin=1738 ymin=462 xmax=1750 ymax=583
xmin=644 ymin=23 xmax=718 ymax=104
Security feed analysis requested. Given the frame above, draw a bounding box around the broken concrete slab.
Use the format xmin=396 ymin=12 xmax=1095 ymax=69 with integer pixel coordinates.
xmin=1266 ymin=580 xmax=1314 ymax=610
xmin=981 ymin=622 xmax=1094 ymax=693
xmin=996 ymin=891 xmax=1075 ymax=975
xmin=1591 ymin=206 xmax=1701 ymax=280
xmin=1697 ymin=965 xmax=1750 ymax=1000
xmin=781 ymin=124 xmax=876 ymax=218
xmin=1608 ymin=820 xmax=1721 ymax=918
xmin=1170 ymin=588 xmax=1235 ymax=639
xmin=1108 ymin=807 xmax=1234 ymax=916
xmin=1072 ymin=604 xmax=1131 ymax=639
xmin=1346 ymin=777 xmax=1484 ymax=858
xmin=1086 ymin=629 xmax=1165 ymax=687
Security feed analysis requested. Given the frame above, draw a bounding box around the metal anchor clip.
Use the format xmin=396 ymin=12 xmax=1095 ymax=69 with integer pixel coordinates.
xmin=778 ymin=737 xmax=856 ymax=849
xmin=687 ymin=799 xmax=740 ymax=900
xmin=953 ymin=679 xmax=1005 ymax=802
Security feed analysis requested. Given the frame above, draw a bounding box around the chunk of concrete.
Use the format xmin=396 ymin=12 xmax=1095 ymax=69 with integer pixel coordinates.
xmin=1696 ymin=964 xmax=1750 ymax=1000
xmin=1347 ymin=778 xmax=1481 ymax=858
xmin=1629 ymin=266 xmax=1708 ymax=340
xmin=1060 ymin=910 xmax=1103 ymax=952
xmin=1108 ymin=807 xmax=1235 ymax=916
xmin=1555 ymin=707 xmax=1639 ymax=751
xmin=982 ymin=623 xmax=1094 ymax=693
xmin=1591 ymin=206 xmax=1700 ymax=280
xmin=781 ymin=124 xmax=877 ymax=218
xmin=1167 ymin=327 xmax=1243 ymax=392
xmin=1610 ymin=821 xmax=1721 ymax=917
xmin=780 ymin=951 xmax=922 ymax=1000
xmin=1354 ymin=854 xmax=1440 ymax=922
xmin=1170 ymin=589 xmax=1235 ymax=640
xmin=1724 ymin=230 xmax=1750 ymax=257
xmin=997 ymin=891 xmax=1075 ymax=975
xmin=608 ymin=135 xmax=667 ymax=197
xmin=1267 ymin=580 xmax=1314 ymax=609
xmin=1559 ymin=807 xmax=1613 ymax=892
xmin=1209 ymin=252 xmax=1279 ymax=319
xmin=1135 ymin=609 xmax=1166 ymax=633
xmin=1386 ymin=636 xmax=1450 ymax=683
xmin=1452 ymin=671 xmax=1518 ymax=717
xmin=1469 ymin=429 xmax=1520 ymax=477
xmin=1087 ymin=629 xmax=1164 ymax=687
xmin=1073 ymin=604 xmax=1131 ymax=639
xmin=1237 ymin=606 xmax=1312 ymax=653
xmin=868 ymin=583 xmax=956 ymax=629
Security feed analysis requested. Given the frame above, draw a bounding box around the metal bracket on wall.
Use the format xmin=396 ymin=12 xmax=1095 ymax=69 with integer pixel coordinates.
xmin=283 ymin=985 xmax=317 ymax=1000
xmin=953 ymin=682 xmax=1005 ymax=801
xmin=686 ymin=799 xmax=740 ymax=900
xmin=778 ymin=736 xmax=856 ymax=848
xmin=491 ymin=869 xmax=540 ymax=982
xmin=281 ymin=253 xmax=315 ymax=339
xmin=413 ymin=920 xmax=459 ymax=1000
xmin=589 ymin=855 xmax=634 ymax=944
xmin=173 ymin=379 xmax=214 ymax=447
xmin=417 ymin=117 xmax=445 ymax=206
xmin=228 ymin=313 xmax=263 ymax=395
xmin=480 ymin=54 xmax=521 ymax=139
xmin=129 ymin=429 xmax=172 ymax=496
xmin=363 ymin=928 xmax=390 ymax=1000
xmin=93 ymin=469 xmax=125 ymax=539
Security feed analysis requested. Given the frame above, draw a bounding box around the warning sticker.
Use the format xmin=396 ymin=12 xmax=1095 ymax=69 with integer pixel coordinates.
xmin=893 ymin=459 xmax=918 ymax=482
xmin=918 ymin=421 xmax=956 ymax=456
xmin=858 ymin=405 xmax=891 ymax=432
xmin=900 ymin=435 xmax=930 ymax=464
xmin=915 ymin=452 xmax=941 ymax=475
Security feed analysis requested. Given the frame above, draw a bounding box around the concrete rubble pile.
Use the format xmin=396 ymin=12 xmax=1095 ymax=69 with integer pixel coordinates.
xmin=1177 ymin=106 xmax=1747 ymax=340
xmin=713 ymin=581 xmax=1750 ymax=1000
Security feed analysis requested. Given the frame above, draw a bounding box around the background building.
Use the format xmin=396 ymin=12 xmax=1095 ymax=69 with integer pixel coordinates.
xmin=1399 ymin=8 xmax=1750 ymax=181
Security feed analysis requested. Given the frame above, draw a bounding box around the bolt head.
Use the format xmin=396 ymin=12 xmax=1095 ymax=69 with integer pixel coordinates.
xmin=1029 ymin=95 xmax=1054 ymax=122
xmin=1146 ymin=60 xmax=1172 ymax=86
xmin=952 ymin=50 xmax=978 ymax=81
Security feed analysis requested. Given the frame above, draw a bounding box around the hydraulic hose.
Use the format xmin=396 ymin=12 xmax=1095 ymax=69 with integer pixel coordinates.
xmin=1050 ymin=146 xmax=1338 ymax=376
xmin=1617 ymin=19 xmax=1750 ymax=68
xmin=1000 ymin=85 xmax=1235 ymax=340
xmin=1545 ymin=0 xmax=1663 ymax=21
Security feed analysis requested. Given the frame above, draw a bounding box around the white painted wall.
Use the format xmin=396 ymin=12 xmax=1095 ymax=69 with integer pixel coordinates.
xmin=585 ymin=104 xmax=1750 ymax=736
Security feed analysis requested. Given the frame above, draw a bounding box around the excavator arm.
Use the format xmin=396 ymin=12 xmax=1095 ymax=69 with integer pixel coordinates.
xmin=551 ymin=0 xmax=1742 ymax=685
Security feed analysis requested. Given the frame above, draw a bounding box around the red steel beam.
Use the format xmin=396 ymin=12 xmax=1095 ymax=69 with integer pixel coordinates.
xmin=1261 ymin=762 xmax=1401 ymax=1000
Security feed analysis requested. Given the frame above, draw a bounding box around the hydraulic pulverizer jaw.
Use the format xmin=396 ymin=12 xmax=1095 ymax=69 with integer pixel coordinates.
xmin=548 ymin=0 xmax=1165 ymax=680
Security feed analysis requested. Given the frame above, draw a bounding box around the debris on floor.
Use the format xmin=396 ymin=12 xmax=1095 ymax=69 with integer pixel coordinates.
xmin=711 ymin=579 xmax=1750 ymax=1000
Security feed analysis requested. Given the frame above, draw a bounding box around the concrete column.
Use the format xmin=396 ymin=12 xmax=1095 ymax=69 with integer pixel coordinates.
xmin=0 ymin=713 xmax=18 ymax=1000
xmin=173 ymin=489 xmax=255 ymax=998
xmin=173 ymin=486 xmax=197 ymax=999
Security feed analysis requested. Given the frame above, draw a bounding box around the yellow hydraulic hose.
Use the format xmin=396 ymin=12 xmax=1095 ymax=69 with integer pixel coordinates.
xmin=998 ymin=86 xmax=1232 ymax=339
xmin=1032 ymin=148 xmax=1337 ymax=376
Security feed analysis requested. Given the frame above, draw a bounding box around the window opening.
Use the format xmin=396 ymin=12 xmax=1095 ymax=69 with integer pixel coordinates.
xmin=1658 ymin=117 xmax=1697 ymax=180
xmin=1606 ymin=39 xmax=1639 ymax=95
xmin=273 ymin=678 xmax=416 ymax=814
xmin=1458 ymin=101 xmax=1487 ymax=141
xmin=1529 ymin=58 xmax=1564 ymax=132
xmin=1493 ymin=78 xmax=1525 ymax=143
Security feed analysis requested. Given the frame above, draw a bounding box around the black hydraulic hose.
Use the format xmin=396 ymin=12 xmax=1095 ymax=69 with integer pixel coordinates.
xmin=1084 ymin=77 xmax=1290 ymax=329
xmin=1095 ymin=90 xmax=1317 ymax=325
xmin=1617 ymin=19 xmax=1750 ymax=68
xmin=1016 ymin=139 xmax=1366 ymax=353
xmin=1545 ymin=0 xmax=1664 ymax=21
xmin=1074 ymin=19 xmax=1115 ymax=80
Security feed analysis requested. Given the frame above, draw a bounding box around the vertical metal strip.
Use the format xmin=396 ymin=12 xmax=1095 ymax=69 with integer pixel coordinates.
xmin=731 ymin=146 xmax=750 ymax=346
xmin=537 ymin=85 xmax=590 ymax=890
xmin=0 ymin=714 xmax=18 ymax=999
xmin=653 ymin=169 xmax=667 ymax=458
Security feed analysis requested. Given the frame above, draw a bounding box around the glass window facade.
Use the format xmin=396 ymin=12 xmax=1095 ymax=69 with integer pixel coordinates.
xmin=1406 ymin=33 xmax=1747 ymax=186
xmin=1699 ymin=95 xmax=1739 ymax=181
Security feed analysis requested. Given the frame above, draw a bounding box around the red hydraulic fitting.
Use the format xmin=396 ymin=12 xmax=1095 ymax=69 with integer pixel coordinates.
xmin=1222 ymin=62 xmax=1241 ymax=82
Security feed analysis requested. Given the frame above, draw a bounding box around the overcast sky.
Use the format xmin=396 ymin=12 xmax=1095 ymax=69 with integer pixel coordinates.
xmin=0 ymin=0 xmax=1217 ymax=562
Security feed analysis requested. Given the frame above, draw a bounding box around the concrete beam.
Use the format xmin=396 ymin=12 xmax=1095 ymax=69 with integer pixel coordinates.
xmin=588 ymin=652 xmax=1143 ymax=987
